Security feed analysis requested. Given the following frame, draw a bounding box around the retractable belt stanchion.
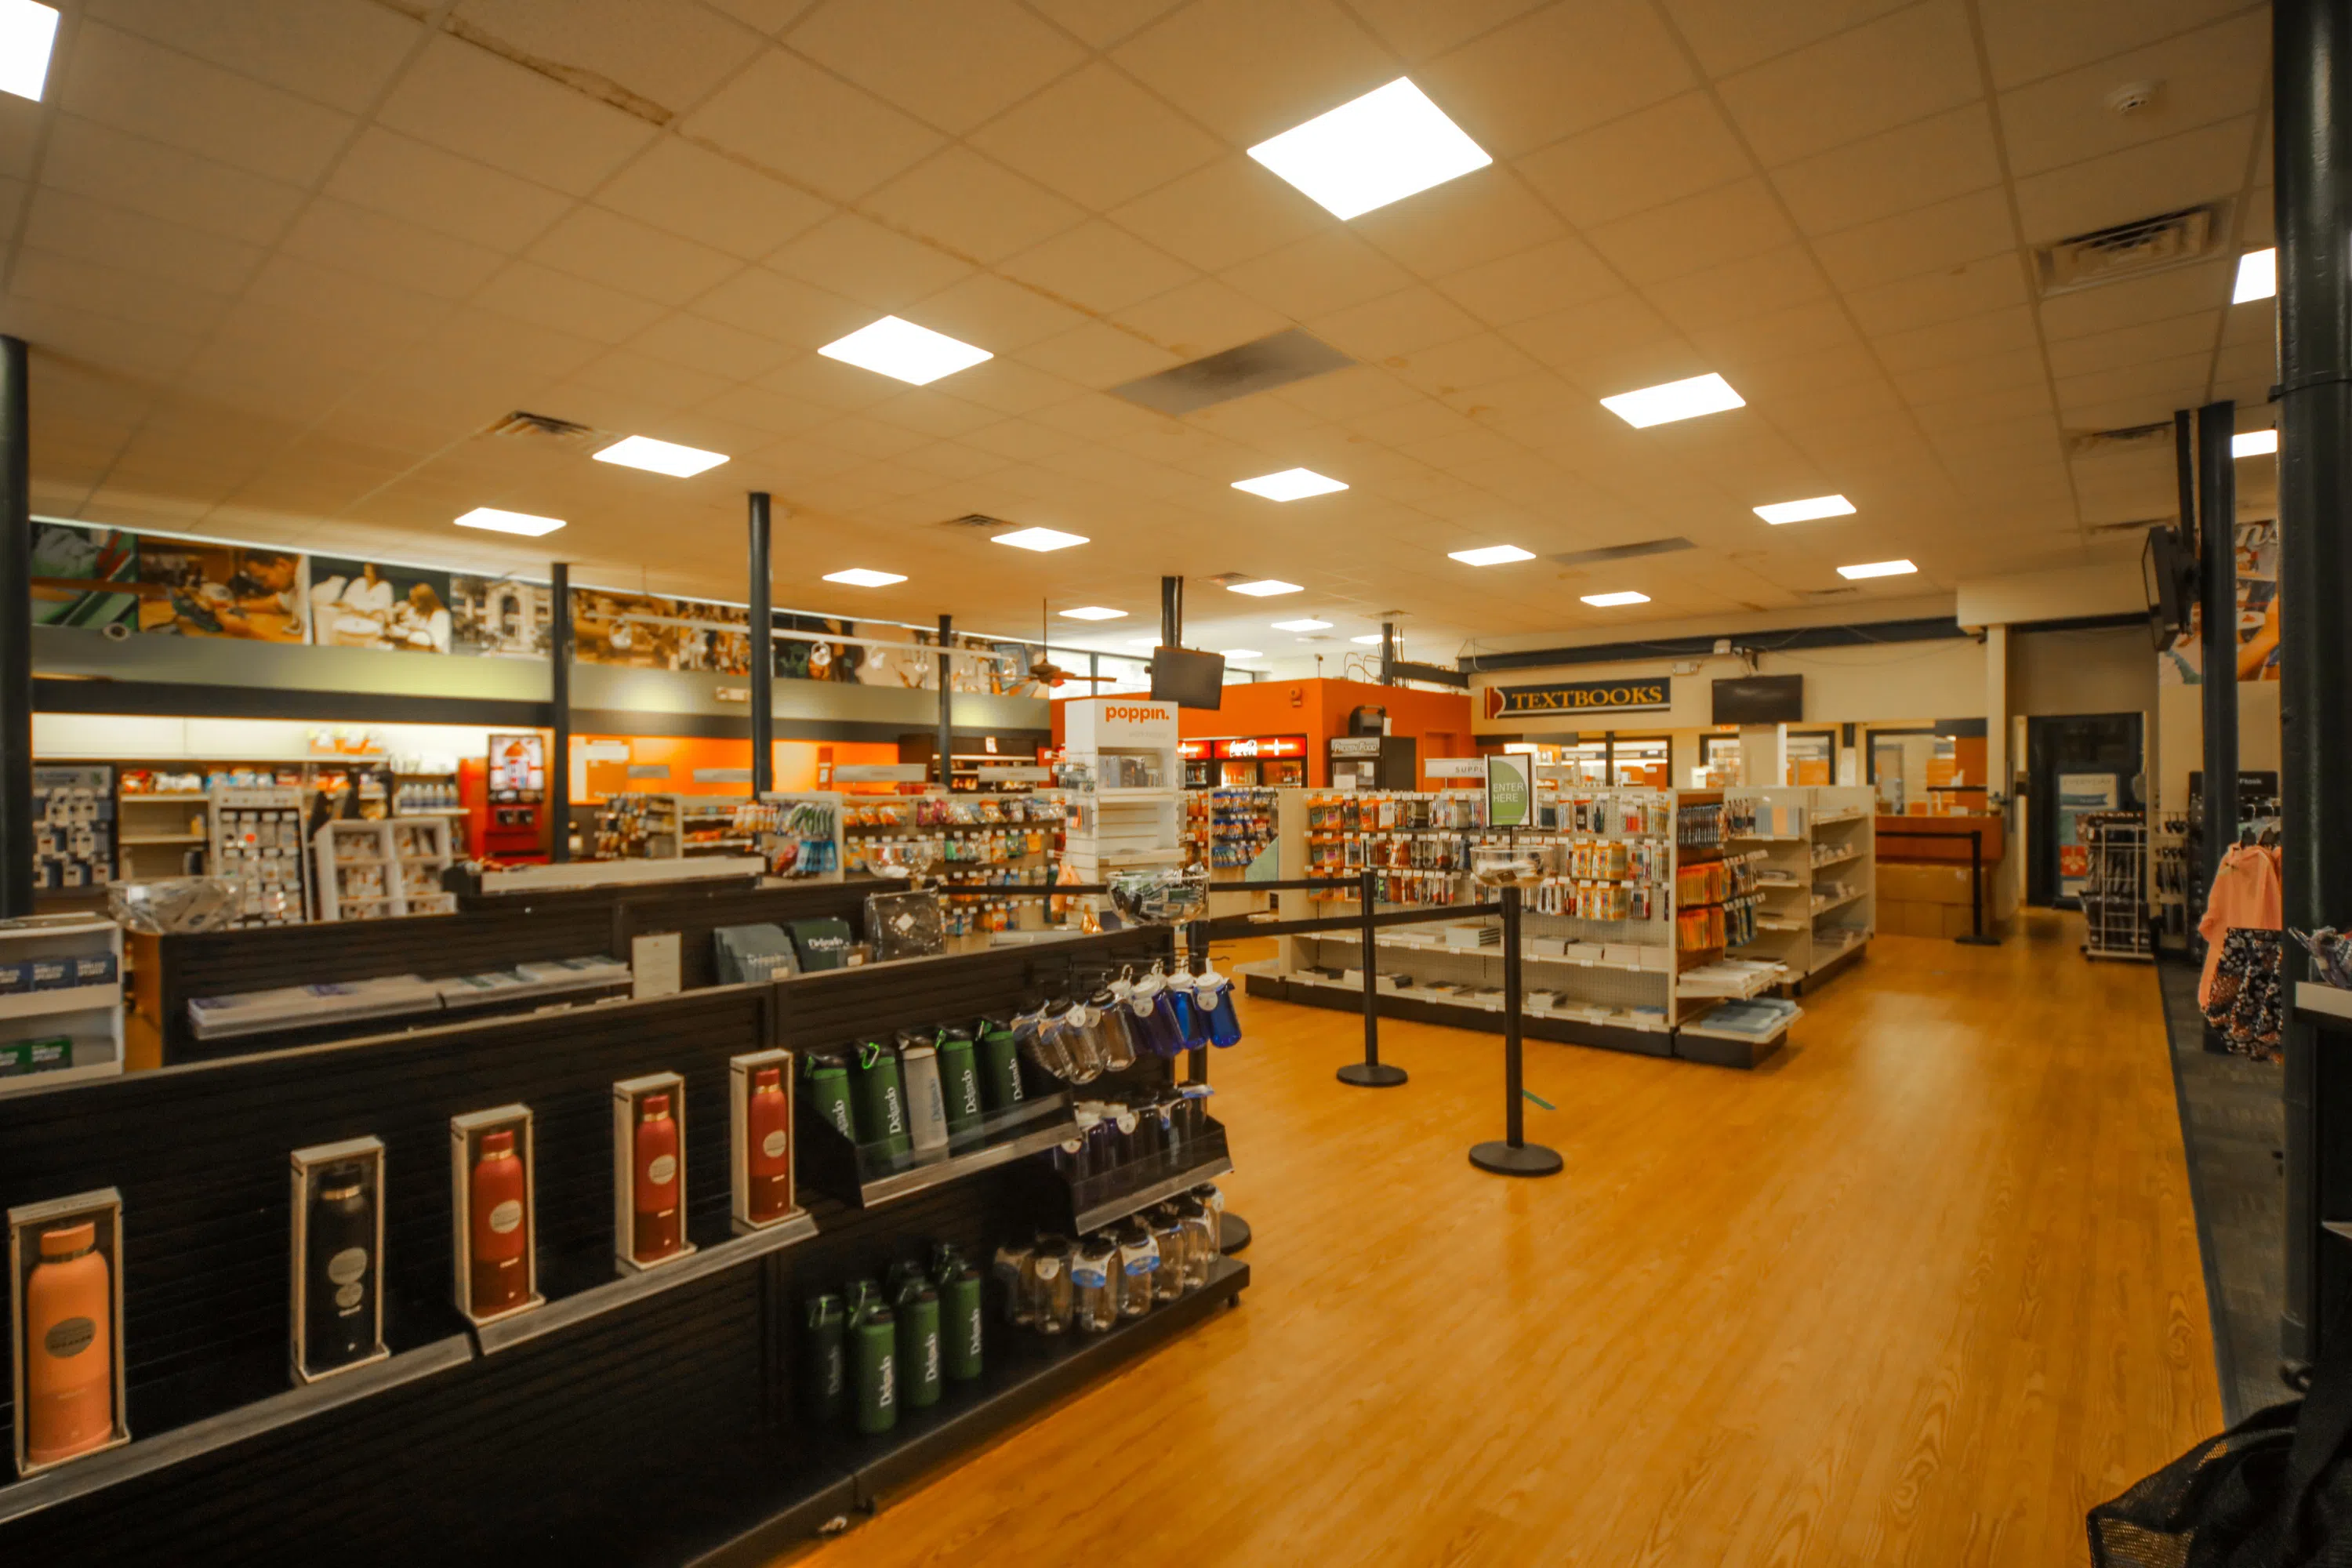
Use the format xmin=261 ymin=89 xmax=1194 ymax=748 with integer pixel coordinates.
xmin=1468 ymin=882 xmax=1563 ymax=1178
xmin=1338 ymin=866 xmax=1409 ymax=1087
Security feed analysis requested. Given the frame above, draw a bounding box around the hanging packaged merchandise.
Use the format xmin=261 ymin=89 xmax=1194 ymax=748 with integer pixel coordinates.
xmin=1170 ymin=971 xmax=1213 ymax=1050
xmin=1061 ymin=1000 xmax=1113 ymax=1080
xmin=289 ymin=1138 xmax=387 ymax=1384
xmin=450 ymin=1107 xmax=543 ymax=1326
xmin=848 ymin=1040 xmax=913 ymax=1156
xmin=1098 ymin=982 xmax=1145 ymax=1070
xmin=1196 ymin=964 xmax=1243 ymax=1047
xmin=802 ymin=1294 xmax=848 ymax=1421
xmin=10 ymin=1189 xmax=129 ymax=1475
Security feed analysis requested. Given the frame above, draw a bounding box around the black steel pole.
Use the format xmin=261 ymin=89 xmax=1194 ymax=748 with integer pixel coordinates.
xmin=2276 ymin=0 xmax=2352 ymax=1371
xmin=2174 ymin=408 xmax=2198 ymax=554
xmin=2198 ymin=401 xmax=2240 ymax=906
xmin=0 ymin=338 xmax=28 ymax=916
xmin=546 ymin=562 xmax=572 ymax=862
xmin=748 ymin=493 xmax=773 ymax=797
xmin=1470 ymin=883 xmax=1563 ymax=1176
xmin=1160 ymin=575 xmax=1182 ymax=648
xmin=1380 ymin=620 xmax=1396 ymax=685
xmin=1338 ymin=866 xmax=1407 ymax=1086
xmin=1955 ymin=828 xmax=1998 ymax=946
xmin=935 ymin=613 xmax=953 ymax=790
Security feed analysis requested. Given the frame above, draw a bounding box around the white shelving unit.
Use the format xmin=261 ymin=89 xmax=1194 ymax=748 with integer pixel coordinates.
xmin=1059 ymin=700 xmax=1184 ymax=912
xmin=210 ymin=785 xmax=312 ymax=928
xmin=1722 ymin=785 xmax=1876 ymax=984
xmin=314 ymin=817 xmax=456 ymax=921
xmin=0 ymin=915 xmax=125 ymax=1092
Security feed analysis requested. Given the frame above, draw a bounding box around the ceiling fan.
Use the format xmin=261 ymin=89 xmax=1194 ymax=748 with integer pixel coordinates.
xmin=1027 ymin=600 xmax=1119 ymax=688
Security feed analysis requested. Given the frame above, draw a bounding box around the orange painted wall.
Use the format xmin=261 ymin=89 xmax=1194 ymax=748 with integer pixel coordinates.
xmin=570 ymin=734 xmax=898 ymax=800
xmin=1051 ymin=680 xmax=1473 ymax=788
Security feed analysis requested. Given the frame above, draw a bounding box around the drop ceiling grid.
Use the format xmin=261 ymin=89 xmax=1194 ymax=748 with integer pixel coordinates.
xmin=0 ymin=0 xmax=2286 ymax=648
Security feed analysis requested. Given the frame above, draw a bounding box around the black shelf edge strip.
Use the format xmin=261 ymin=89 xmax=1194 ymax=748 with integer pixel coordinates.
xmin=1073 ymin=1155 xmax=1236 ymax=1235
xmin=858 ymin=1119 xmax=1080 ymax=1208
xmin=682 ymin=1472 xmax=862 ymax=1568
xmin=476 ymin=1211 xmax=820 ymax=1355
xmin=0 ymin=1334 xmax=476 ymax=1528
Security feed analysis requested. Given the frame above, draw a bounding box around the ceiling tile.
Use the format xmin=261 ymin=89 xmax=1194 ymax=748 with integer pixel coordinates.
xmin=1809 ymin=187 xmax=2016 ymax=292
xmin=1515 ymin=92 xmax=1751 ymax=231
xmin=862 ymin=148 xmax=1087 ymax=265
xmin=1113 ymin=278 xmax=1294 ymax=361
xmin=473 ymin=258 xmax=675 ymax=344
xmin=1886 ymin=344 xmax=2046 ymax=404
xmin=1907 ymin=380 xmax=2053 ymax=430
xmin=1642 ymin=245 xmax=1833 ymax=332
xmin=702 ymin=0 xmax=820 ymax=34
xmin=1344 ymin=0 xmax=1548 ymax=63
xmin=2211 ymin=337 xmax=2272 ymax=389
xmin=1000 ymin=221 xmax=1196 ymax=315
xmin=771 ymin=212 xmax=978 ymax=310
xmin=528 ymin=205 xmax=745 ymax=305
xmin=1872 ymin=304 xmax=2040 ymax=369
xmin=324 ymin=127 xmax=575 ymax=252
xmin=22 ymin=186 xmax=268 ymax=297
xmin=60 ymin=21 xmax=358 ymax=187
xmin=1997 ymin=13 xmax=2266 ymax=180
xmin=787 ymin=0 xmax=1088 ymax=135
xmin=691 ymin=383 xmax=837 ymax=440
xmin=1501 ymin=292 xmax=1682 ymax=385
xmin=1221 ymin=229 xmax=1414 ymax=319
xmin=279 ymin=198 xmax=510 ymax=301
xmin=2010 ymin=114 xmax=2258 ymax=243
xmin=2037 ymin=259 xmax=2231 ymax=340
xmin=681 ymin=45 xmax=944 ymax=202
xmin=1111 ymin=0 xmax=1399 ymax=145
xmin=628 ymin=311 xmax=797 ymax=382
xmin=1977 ymin=0 xmax=2246 ymax=89
xmin=1017 ymin=321 xmax=1182 ymax=386
xmin=969 ymin=61 xmax=1224 ymax=211
xmin=1660 ymin=0 xmax=1916 ymax=79
xmin=2042 ymin=311 xmax=2219 ymax=381
xmin=688 ymin=265 xmax=869 ymax=347
xmin=1109 ymin=156 xmax=1329 ymax=274
xmin=912 ymin=271 xmax=1094 ymax=351
xmin=596 ymin=138 xmax=837 ymax=260
xmin=2051 ymin=349 xmax=2210 ymax=418
xmin=1584 ymin=177 xmax=1798 ymax=285
xmin=39 ymin=114 xmax=307 ymax=247
xmin=1350 ymin=167 xmax=1570 ymax=277
xmin=376 ymin=34 xmax=660 ymax=196
xmin=1433 ymin=235 xmax=1624 ymax=328
xmin=571 ymin=347 xmax=739 ymax=408
xmin=1421 ymin=0 xmax=1694 ymax=158
xmin=1022 ymin=0 xmax=1184 ymax=49
xmin=932 ymin=359 xmax=1084 ymax=417
xmin=1846 ymin=251 xmax=2027 ymax=334
xmin=1399 ymin=338 xmax=1549 ymax=400
xmin=6 ymin=246 xmax=235 ymax=336
xmin=449 ymin=0 xmax=769 ymax=115
xmin=1769 ymin=103 xmax=2002 ymax=235
xmin=88 ymin=0 xmax=423 ymax=113
xmin=1715 ymin=0 xmax=1982 ymax=168
xmin=1692 ymin=298 xmax=1865 ymax=370
xmin=1308 ymin=286 xmax=1486 ymax=363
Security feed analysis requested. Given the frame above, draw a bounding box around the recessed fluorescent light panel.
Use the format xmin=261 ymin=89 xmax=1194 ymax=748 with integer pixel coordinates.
xmin=1351 ymin=633 xmax=1385 ymax=645
xmin=1581 ymin=591 xmax=1650 ymax=607
xmin=823 ymin=568 xmax=907 ymax=587
xmin=1753 ymin=495 xmax=1854 ymax=524
xmin=454 ymin=506 xmax=565 ymax=537
xmin=592 ymin=435 xmax=730 ymax=477
xmin=818 ymin=316 xmax=992 ymax=386
xmin=1247 ymin=78 xmax=1492 ymax=221
xmin=1222 ymin=648 xmax=1265 ymax=660
xmin=1600 ymin=372 xmax=1745 ymax=429
xmin=1225 ymin=579 xmax=1302 ymax=597
xmin=1232 ymin=468 xmax=1348 ymax=501
xmin=2234 ymin=429 xmax=2279 ymax=458
xmin=0 ymin=1 xmax=58 ymax=103
xmin=1060 ymin=606 xmax=1126 ymax=620
xmin=1836 ymin=560 xmax=1917 ymax=580
xmin=992 ymin=526 xmax=1088 ymax=551
xmin=2234 ymin=248 xmax=2278 ymax=304
xmin=1272 ymin=618 xmax=1331 ymax=632
xmin=1447 ymin=545 xmax=1534 ymax=566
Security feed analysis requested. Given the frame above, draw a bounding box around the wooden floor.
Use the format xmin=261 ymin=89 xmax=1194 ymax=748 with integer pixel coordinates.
xmin=779 ymin=912 xmax=2219 ymax=1567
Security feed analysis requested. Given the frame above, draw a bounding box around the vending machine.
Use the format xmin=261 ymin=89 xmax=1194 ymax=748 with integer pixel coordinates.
xmin=462 ymin=733 xmax=548 ymax=862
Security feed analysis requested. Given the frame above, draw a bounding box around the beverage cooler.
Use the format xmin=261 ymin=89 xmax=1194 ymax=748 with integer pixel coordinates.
xmin=1213 ymin=735 xmax=1306 ymax=788
xmin=463 ymin=732 xmax=549 ymax=862
xmin=1179 ymin=739 xmax=1214 ymax=789
xmin=1328 ymin=735 xmax=1417 ymax=790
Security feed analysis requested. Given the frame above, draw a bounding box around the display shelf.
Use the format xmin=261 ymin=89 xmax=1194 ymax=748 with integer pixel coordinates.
xmin=122 ymin=792 xmax=207 ymax=803
xmin=118 ymin=833 xmax=206 ymax=846
xmin=2298 ymin=983 xmax=2352 ymax=1028
xmin=1813 ymin=890 xmax=1864 ymax=916
xmin=0 ymin=1334 xmax=477 ymax=1529
xmin=796 ymin=1093 xmax=1081 ymax=1209
xmin=0 ymin=982 xmax=119 ymax=1021
xmin=1810 ymin=848 xmax=1860 ymax=871
xmin=474 ymin=1211 xmax=819 ymax=1355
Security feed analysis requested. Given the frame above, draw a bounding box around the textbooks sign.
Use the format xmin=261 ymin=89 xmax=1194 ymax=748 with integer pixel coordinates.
xmin=1484 ymin=677 xmax=1671 ymax=720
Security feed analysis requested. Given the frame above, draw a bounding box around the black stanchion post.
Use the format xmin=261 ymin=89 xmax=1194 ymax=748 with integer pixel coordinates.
xmin=1338 ymin=866 xmax=1407 ymax=1087
xmin=1469 ymin=883 xmax=1563 ymax=1177
xmin=1955 ymin=828 xmax=1999 ymax=946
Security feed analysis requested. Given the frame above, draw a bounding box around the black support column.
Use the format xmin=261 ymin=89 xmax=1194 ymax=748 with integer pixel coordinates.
xmin=1379 ymin=620 xmax=1396 ymax=685
xmin=0 ymin=338 xmax=27 ymax=917
xmin=2276 ymin=0 xmax=2352 ymax=1370
xmin=548 ymin=561 xmax=571 ymax=862
xmin=748 ymin=493 xmax=773 ymax=797
xmin=2197 ymin=401 xmax=2238 ymax=906
xmin=935 ymin=613 xmax=953 ymax=790
xmin=1160 ymin=574 xmax=1182 ymax=648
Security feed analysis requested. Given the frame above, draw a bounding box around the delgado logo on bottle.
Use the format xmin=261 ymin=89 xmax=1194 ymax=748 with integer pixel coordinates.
xmin=488 ymin=1200 xmax=523 ymax=1234
xmin=44 ymin=1316 xmax=96 ymax=1359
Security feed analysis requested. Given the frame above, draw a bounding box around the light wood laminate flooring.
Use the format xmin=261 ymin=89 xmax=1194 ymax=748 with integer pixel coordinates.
xmin=781 ymin=912 xmax=2220 ymax=1566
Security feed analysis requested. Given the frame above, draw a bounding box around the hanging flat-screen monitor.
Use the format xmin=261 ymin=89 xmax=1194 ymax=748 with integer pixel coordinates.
xmin=1711 ymin=674 xmax=1802 ymax=725
xmin=1149 ymin=646 xmax=1226 ymax=709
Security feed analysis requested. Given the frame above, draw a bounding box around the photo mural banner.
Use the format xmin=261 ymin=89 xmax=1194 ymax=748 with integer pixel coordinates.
xmin=134 ymin=538 xmax=310 ymax=642
xmin=29 ymin=521 xmax=140 ymax=630
xmin=309 ymin=555 xmax=454 ymax=654
xmin=2161 ymin=519 xmax=2280 ymax=684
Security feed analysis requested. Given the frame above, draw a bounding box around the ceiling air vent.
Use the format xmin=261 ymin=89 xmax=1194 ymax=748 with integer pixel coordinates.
xmin=941 ymin=513 xmax=1016 ymax=530
xmin=2066 ymin=420 xmax=2175 ymax=458
xmin=484 ymin=410 xmax=602 ymax=449
xmin=1551 ymin=536 xmax=1695 ymax=568
xmin=2034 ymin=205 xmax=2224 ymax=296
xmin=1110 ymin=329 xmax=1355 ymax=417
xmin=1798 ymin=586 xmax=1861 ymax=600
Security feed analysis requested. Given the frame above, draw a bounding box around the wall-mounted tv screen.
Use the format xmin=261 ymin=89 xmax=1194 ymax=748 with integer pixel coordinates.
xmin=1711 ymin=674 xmax=1802 ymax=725
xmin=1149 ymin=646 xmax=1226 ymax=709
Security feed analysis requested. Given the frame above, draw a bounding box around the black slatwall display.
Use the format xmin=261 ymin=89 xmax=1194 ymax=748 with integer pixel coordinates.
xmin=0 ymin=926 xmax=1194 ymax=1566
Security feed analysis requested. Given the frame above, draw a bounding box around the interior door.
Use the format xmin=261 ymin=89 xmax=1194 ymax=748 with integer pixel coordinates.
xmin=2026 ymin=713 xmax=2145 ymax=906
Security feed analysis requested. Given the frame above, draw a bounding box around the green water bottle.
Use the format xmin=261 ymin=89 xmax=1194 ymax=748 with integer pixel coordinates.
xmin=895 ymin=1279 xmax=942 ymax=1410
xmin=848 ymin=1039 xmax=911 ymax=1157
xmin=940 ymin=1266 xmax=985 ymax=1382
xmin=851 ymin=1302 xmax=898 ymax=1434
xmin=936 ymin=1028 xmax=984 ymax=1134
xmin=976 ymin=1019 xmax=1024 ymax=1111
xmin=802 ymin=1294 xmax=847 ymax=1422
xmin=803 ymin=1051 xmax=855 ymax=1140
